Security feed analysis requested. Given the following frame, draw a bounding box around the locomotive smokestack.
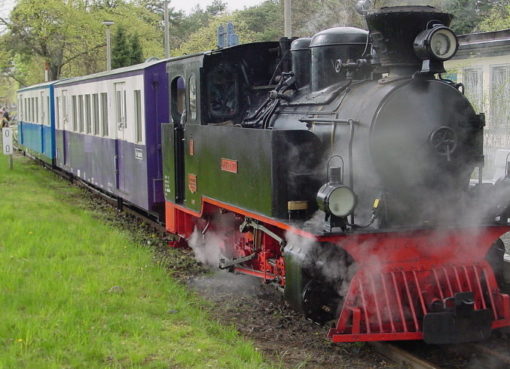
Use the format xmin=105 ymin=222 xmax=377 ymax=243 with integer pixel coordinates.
xmin=366 ymin=6 xmax=453 ymax=75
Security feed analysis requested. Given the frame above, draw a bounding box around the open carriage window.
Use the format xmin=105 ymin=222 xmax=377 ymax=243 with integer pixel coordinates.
xmin=171 ymin=76 xmax=186 ymax=124
xmin=207 ymin=64 xmax=238 ymax=120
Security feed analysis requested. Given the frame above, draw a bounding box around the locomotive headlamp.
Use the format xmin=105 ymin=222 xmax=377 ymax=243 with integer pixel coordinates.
xmin=413 ymin=25 xmax=458 ymax=61
xmin=316 ymin=166 xmax=357 ymax=218
xmin=317 ymin=184 xmax=357 ymax=217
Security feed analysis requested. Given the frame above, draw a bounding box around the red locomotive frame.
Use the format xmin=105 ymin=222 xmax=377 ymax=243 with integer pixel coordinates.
xmin=166 ymin=198 xmax=510 ymax=343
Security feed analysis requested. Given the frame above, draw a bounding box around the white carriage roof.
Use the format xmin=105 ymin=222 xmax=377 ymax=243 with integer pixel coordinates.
xmin=54 ymin=58 xmax=171 ymax=87
xmin=17 ymin=80 xmax=59 ymax=92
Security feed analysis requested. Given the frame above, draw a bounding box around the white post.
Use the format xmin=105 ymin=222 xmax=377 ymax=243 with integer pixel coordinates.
xmin=2 ymin=127 xmax=13 ymax=170
xmin=284 ymin=0 xmax=292 ymax=38
xmin=164 ymin=0 xmax=170 ymax=58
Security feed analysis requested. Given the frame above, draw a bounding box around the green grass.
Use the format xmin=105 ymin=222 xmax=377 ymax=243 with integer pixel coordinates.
xmin=0 ymin=154 xmax=270 ymax=369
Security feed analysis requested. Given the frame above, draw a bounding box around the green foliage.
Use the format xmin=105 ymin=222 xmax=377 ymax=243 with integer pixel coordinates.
xmin=235 ymin=0 xmax=282 ymax=42
xmin=0 ymin=0 xmax=163 ymax=83
xmin=174 ymin=15 xmax=255 ymax=55
xmin=130 ymin=33 xmax=144 ymax=65
xmin=112 ymin=25 xmax=130 ymax=68
xmin=443 ymin=0 xmax=510 ymax=34
xmin=112 ymin=27 xmax=145 ymax=68
xmin=479 ymin=2 xmax=510 ymax=31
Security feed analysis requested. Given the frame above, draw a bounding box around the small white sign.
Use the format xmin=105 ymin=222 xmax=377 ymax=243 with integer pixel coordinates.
xmin=2 ymin=128 xmax=12 ymax=155
xmin=135 ymin=148 xmax=143 ymax=160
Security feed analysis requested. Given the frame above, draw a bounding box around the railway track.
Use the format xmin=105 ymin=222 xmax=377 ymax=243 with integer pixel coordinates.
xmin=371 ymin=343 xmax=443 ymax=369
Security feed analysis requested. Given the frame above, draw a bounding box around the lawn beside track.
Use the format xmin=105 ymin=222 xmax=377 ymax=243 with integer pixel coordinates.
xmin=0 ymin=154 xmax=271 ymax=369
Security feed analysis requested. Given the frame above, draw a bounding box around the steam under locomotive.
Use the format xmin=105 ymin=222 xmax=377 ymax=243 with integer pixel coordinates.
xmin=161 ymin=4 xmax=510 ymax=344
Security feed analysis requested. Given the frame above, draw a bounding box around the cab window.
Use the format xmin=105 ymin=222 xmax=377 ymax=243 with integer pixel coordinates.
xmin=171 ymin=76 xmax=186 ymax=124
xmin=207 ymin=64 xmax=238 ymax=120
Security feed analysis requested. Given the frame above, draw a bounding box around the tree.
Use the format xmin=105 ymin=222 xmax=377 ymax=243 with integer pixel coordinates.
xmin=207 ymin=0 xmax=227 ymax=16
xmin=129 ymin=33 xmax=144 ymax=65
xmin=478 ymin=1 xmax=510 ymax=31
xmin=0 ymin=0 xmax=164 ymax=83
xmin=443 ymin=0 xmax=509 ymax=34
xmin=112 ymin=25 xmax=131 ymax=68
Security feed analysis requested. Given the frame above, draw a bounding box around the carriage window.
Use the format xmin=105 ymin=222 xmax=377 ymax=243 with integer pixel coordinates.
xmin=188 ymin=74 xmax=197 ymax=121
xmin=114 ymin=83 xmax=126 ymax=129
xmin=35 ymin=97 xmax=39 ymax=123
xmin=207 ymin=64 xmax=238 ymax=120
xmin=72 ymin=96 xmax=77 ymax=131
xmin=78 ymin=95 xmax=84 ymax=133
xmin=18 ymin=96 xmax=22 ymax=120
xmin=47 ymin=96 xmax=50 ymax=125
xmin=40 ymin=93 xmax=45 ymax=124
xmin=101 ymin=93 xmax=108 ymax=137
xmin=134 ymin=90 xmax=142 ymax=143
xmin=92 ymin=94 xmax=99 ymax=135
xmin=171 ymin=76 xmax=186 ymax=124
xmin=56 ymin=97 xmax=60 ymax=129
xmin=62 ymin=91 xmax=68 ymax=129
xmin=85 ymin=94 xmax=91 ymax=134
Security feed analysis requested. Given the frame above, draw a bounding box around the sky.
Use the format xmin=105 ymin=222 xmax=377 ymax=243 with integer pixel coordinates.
xmin=171 ymin=0 xmax=265 ymax=14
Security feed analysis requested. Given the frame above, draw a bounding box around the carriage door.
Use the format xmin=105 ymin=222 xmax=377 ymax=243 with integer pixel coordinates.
xmin=170 ymin=76 xmax=186 ymax=203
xmin=114 ymin=82 xmax=127 ymax=193
xmin=61 ymin=90 xmax=70 ymax=166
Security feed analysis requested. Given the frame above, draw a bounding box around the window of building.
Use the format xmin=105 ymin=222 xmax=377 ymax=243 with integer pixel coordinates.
xmin=85 ymin=94 xmax=91 ymax=134
xmin=101 ymin=93 xmax=108 ymax=137
xmin=463 ymin=68 xmax=483 ymax=113
xmin=134 ymin=90 xmax=142 ymax=143
xmin=490 ymin=65 xmax=510 ymax=128
xmin=92 ymin=94 xmax=99 ymax=135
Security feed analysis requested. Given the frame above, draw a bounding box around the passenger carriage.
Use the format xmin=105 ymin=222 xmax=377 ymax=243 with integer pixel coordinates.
xmin=16 ymin=82 xmax=57 ymax=165
xmin=54 ymin=60 xmax=169 ymax=217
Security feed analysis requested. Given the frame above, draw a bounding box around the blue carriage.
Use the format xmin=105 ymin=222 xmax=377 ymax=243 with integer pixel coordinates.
xmin=16 ymin=82 xmax=57 ymax=165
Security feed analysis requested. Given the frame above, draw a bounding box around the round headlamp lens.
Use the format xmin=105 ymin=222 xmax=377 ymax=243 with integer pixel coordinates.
xmin=328 ymin=186 xmax=356 ymax=217
xmin=429 ymin=28 xmax=457 ymax=60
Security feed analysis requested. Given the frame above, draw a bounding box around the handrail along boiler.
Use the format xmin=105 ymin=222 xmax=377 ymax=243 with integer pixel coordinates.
xmin=160 ymin=5 xmax=510 ymax=344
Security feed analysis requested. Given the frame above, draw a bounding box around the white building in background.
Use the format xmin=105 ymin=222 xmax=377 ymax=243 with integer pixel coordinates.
xmin=446 ymin=30 xmax=510 ymax=178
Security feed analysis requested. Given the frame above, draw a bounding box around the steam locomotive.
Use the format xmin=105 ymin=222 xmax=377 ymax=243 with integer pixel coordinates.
xmin=161 ymin=5 xmax=510 ymax=344
xmin=16 ymin=5 xmax=510 ymax=344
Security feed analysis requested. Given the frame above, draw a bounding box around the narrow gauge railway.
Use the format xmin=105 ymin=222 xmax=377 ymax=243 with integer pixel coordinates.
xmin=14 ymin=3 xmax=510 ymax=346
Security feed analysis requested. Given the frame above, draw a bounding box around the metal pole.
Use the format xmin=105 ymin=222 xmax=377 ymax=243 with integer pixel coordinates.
xmin=103 ymin=20 xmax=114 ymax=71
xmin=106 ymin=26 xmax=112 ymax=71
xmin=164 ymin=0 xmax=170 ymax=57
xmin=284 ymin=0 xmax=292 ymax=38
xmin=9 ymin=154 xmax=12 ymax=170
